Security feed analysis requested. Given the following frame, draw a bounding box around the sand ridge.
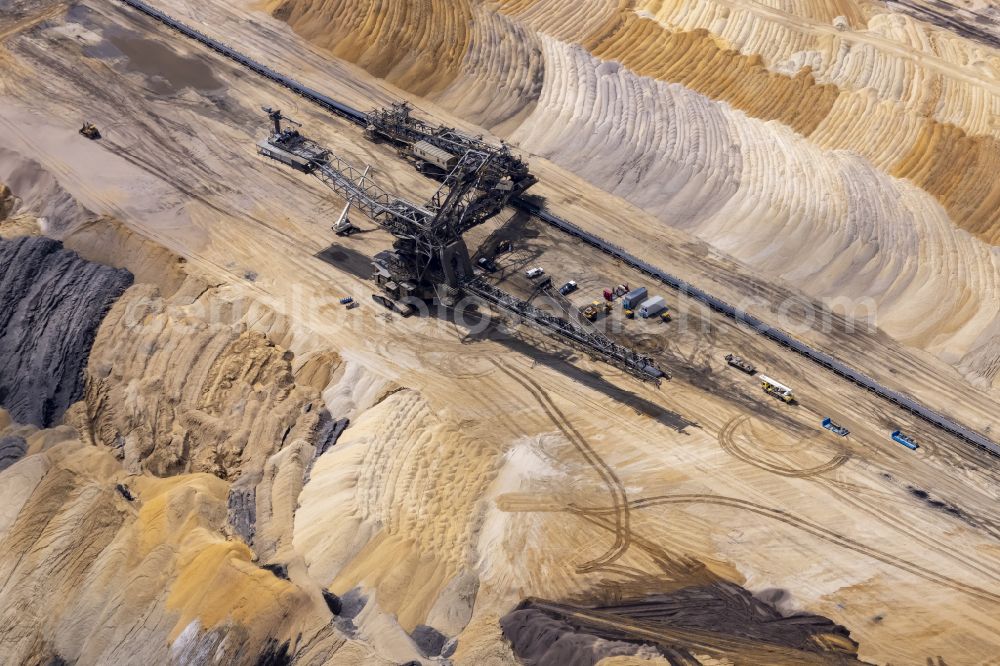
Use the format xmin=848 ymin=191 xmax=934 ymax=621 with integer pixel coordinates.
xmin=1 ymin=1 xmax=1000 ymax=662
xmin=266 ymin=0 xmax=1000 ymax=390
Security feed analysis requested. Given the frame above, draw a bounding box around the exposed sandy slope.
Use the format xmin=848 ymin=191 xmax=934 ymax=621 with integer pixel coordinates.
xmin=0 ymin=410 xmax=341 ymax=665
xmin=0 ymin=220 xmax=405 ymax=663
xmin=83 ymin=278 xmax=334 ymax=480
xmin=268 ymin=0 xmax=1000 ymax=390
xmin=1 ymin=1 xmax=1000 ymax=664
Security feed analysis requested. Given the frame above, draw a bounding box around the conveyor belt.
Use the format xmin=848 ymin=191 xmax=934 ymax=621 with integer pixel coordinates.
xmin=463 ymin=277 xmax=666 ymax=383
xmin=519 ymin=201 xmax=1000 ymax=458
xmin=113 ymin=0 xmax=1000 ymax=457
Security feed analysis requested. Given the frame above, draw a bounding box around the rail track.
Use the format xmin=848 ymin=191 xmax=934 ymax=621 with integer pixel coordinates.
xmin=112 ymin=0 xmax=1000 ymax=458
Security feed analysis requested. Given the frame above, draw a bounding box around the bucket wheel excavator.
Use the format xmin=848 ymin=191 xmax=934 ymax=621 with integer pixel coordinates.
xmin=256 ymin=108 xmax=666 ymax=383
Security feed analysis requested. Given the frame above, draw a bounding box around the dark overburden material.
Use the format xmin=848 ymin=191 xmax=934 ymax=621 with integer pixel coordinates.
xmin=501 ymin=608 xmax=652 ymax=666
xmin=0 ymin=236 xmax=132 ymax=427
xmin=0 ymin=435 xmax=27 ymax=471
xmin=502 ymin=584 xmax=862 ymax=665
xmin=410 ymin=624 xmax=447 ymax=657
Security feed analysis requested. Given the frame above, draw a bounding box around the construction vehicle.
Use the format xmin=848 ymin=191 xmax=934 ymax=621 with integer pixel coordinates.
xmin=624 ymin=309 xmax=635 ymax=319
xmin=259 ymin=108 xmax=666 ymax=383
xmin=372 ymin=294 xmax=415 ymax=316
xmin=621 ymin=287 xmax=647 ymax=310
xmin=760 ymin=375 xmax=795 ymax=404
xmin=364 ymin=102 xmax=537 ymax=194
xmin=891 ymin=430 xmax=919 ymax=450
xmin=476 ymin=256 xmax=497 ymax=272
xmin=725 ymin=353 xmax=756 ymax=375
xmin=660 ymin=308 xmax=672 ymax=322
xmin=559 ymin=280 xmax=578 ymax=296
xmin=580 ymin=301 xmax=611 ymax=321
xmin=260 ymin=106 xmax=520 ymax=302
xmin=79 ymin=122 xmax=101 ymax=140
xmin=639 ymin=296 xmax=667 ymax=319
xmin=822 ymin=417 xmax=849 ymax=437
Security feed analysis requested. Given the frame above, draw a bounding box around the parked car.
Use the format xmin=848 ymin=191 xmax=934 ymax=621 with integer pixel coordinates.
xmin=559 ymin=280 xmax=578 ymax=295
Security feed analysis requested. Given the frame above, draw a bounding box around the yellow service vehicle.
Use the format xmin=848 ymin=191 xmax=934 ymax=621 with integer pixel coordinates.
xmin=79 ymin=122 xmax=101 ymax=140
xmin=760 ymin=375 xmax=795 ymax=404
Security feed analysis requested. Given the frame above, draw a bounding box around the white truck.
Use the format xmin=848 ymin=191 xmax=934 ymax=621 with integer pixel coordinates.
xmin=638 ymin=295 xmax=667 ymax=318
xmin=760 ymin=375 xmax=795 ymax=404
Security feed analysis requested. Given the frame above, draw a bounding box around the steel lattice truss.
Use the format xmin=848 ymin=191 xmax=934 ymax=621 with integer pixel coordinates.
xmin=260 ymin=118 xmax=665 ymax=384
xmin=366 ymin=102 xmax=537 ymax=192
xmin=266 ymin=129 xmax=510 ymax=248
xmin=268 ymin=130 xmax=433 ymax=238
xmin=463 ymin=277 xmax=665 ymax=383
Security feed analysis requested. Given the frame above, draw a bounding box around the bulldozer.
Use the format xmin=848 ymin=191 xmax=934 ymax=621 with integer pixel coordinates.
xmin=79 ymin=122 xmax=101 ymax=140
xmin=582 ymin=299 xmax=613 ymax=322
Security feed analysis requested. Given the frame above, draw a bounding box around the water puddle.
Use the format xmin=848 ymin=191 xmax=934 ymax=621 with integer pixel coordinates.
xmin=73 ymin=5 xmax=224 ymax=96
xmin=105 ymin=30 xmax=223 ymax=95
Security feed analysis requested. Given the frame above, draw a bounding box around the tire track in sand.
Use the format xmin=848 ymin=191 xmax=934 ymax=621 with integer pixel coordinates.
xmin=490 ymin=359 xmax=631 ymax=573
xmin=580 ymin=494 xmax=1000 ymax=605
xmin=719 ymin=414 xmax=1000 ymax=585
xmin=718 ymin=415 xmax=851 ymax=478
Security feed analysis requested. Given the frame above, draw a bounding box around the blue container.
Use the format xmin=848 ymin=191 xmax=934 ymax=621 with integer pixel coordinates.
xmin=822 ymin=417 xmax=849 ymax=436
xmin=891 ymin=430 xmax=918 ymax=450
xmin=621 ymin=287 xmax=648 ymax=310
